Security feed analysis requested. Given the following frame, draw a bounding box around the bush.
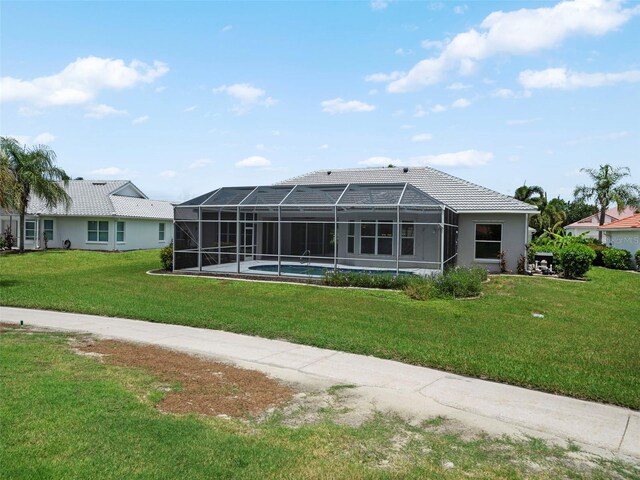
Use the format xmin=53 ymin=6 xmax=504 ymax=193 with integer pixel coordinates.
xmin=0 ymin=237 xmax=6 ymax=249
xmin=528 ymin=243 xmax=563 ymax=271
xmin=587 ymin=243 xmax=606 ymax=266
xmin=322 ymin=271 xmax=413 ymax=290
xmin=432 ymin=266 xmax=484 ymax=299
xmin=635 ymin=250 xmax=640 ymax=270
xmin=602 ymin=248 xmax=632 ymax=270
xmin=558 ymin=244 xmax=595 ymax=279
xmin=403 ymin=277 xmax=436 ymax=300
xmin=160 ymin=241 xmax=173 ymax=270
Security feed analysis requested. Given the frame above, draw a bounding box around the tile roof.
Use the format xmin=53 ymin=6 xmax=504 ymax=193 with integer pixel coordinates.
xmin=597 ymin=213 xmax=640 ymax=230
xmin=278 ymin=167 xmax=537 ymax=213
xmin=25 ymin=180 xmax=173 ymax=220
xmin=566 ymin=206 xmax=636 ymax=228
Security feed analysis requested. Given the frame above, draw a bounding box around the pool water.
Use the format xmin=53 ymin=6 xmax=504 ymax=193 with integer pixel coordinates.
xmin=248 ymin=264 xmax=414 ymax=277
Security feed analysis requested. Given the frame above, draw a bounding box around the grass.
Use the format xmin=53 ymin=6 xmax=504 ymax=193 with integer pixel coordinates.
xmin=2 ymin=328 xmax=637 ymax=479
xmin=0 ymin=249 xmax=639 ymax=409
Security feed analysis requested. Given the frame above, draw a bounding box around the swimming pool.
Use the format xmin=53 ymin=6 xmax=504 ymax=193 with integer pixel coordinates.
xmin=247 ymin=264 xmax=414 ymax=277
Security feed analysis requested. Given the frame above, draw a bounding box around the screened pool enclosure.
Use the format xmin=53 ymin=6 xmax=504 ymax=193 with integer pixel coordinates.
xmin=173 ymin=183 xmax=458 ymax=277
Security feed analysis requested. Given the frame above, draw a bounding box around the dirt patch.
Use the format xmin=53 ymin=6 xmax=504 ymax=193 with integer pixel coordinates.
xmin=74 ymin=339 xmax=293 ymax=418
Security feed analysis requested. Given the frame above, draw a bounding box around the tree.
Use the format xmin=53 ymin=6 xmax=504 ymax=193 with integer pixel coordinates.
xmin=573 ymin=164 xmax=640 ymax=242
xmin=514 ymin=184 xmax=546 ymax=208
xmin=0 ymin=148 xmax=18 ymax=209
xmin=0 ymin=137 xmax=71 ymax=252
xmin=514 ymin=184 xmax=566 ymax=237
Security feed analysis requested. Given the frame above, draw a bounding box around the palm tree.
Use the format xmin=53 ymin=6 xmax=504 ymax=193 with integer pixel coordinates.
xmin=574 ymin=164 xmax=640 ymax=242
xmin=0 ymin=149 xmax=18 ymax=209
xmin=514 ymin=184 xmax=546 ymax=208
xmin=514 ymin=184 xmax=564 ymax=236
xmin=0 ymin=137 xmax=71 ymax=252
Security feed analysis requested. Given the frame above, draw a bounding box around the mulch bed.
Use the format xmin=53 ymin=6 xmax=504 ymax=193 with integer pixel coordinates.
xmin=76 ymin=339 xmax=293 ymax=417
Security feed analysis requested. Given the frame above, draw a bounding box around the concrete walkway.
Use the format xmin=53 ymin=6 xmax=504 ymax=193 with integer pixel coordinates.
xmin=2 ymin=306 xmax=638 ymax=459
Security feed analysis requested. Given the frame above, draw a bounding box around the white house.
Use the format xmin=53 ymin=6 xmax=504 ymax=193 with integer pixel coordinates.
xmin=565 ymin=206 xmax=636 ymax=241
xmin=598 ymin=213 xmax=640 ymax=266
xmin=173 ymin=166 xmax=538 ymax=276
xmin=0 ymin=180 xmax=174 ymax=251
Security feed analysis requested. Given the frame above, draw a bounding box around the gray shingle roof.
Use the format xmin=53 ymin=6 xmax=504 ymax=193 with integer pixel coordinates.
xmin=25 ymin=180 xmax=173 ymax=220
xmin=278 ymin=167 xmax=537 ymax=213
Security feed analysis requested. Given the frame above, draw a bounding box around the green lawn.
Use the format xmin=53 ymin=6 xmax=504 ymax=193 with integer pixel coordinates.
xmin=2 ymin=328 xmax=636 ymax=479
xmin=1 ymin=249 xmax=639 ymax=409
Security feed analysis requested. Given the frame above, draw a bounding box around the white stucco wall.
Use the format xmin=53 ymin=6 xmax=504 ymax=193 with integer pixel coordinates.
xmin=2 ymin=215 xmax=172 ymax=251
xmin=605 ymin=231 xmax=640 ymax=266
xmin=457 ymin=213 xmax=528 ymax=273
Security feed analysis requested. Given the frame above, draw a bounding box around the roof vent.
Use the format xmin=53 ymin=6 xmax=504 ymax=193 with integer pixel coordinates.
xmin=403 ymin=167 xmax=409 ymax=173
xmin=92 ymin=182 xmax=106 ymax=186
xmin=327 ymin=170 xmax=332 ymax=175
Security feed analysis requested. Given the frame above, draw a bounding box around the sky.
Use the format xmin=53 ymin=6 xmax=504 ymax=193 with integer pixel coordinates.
xmin=1 ymin=0 xmax=639 ymax=203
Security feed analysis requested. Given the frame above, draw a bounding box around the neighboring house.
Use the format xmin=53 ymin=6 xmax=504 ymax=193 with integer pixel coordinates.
xmin=173 ymin=166 xmax=538 ymax=276
xmin=565 ymin=206 xmax=636 ymax=241
xmin=0 ymin=180 xmax=174 ymax=251
xmin=598 ymin=213 xmax=640 ymax=266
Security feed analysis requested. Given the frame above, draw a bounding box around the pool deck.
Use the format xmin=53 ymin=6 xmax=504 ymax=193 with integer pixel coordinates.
xmin=181 ymin=260 xmax=438 ymax=277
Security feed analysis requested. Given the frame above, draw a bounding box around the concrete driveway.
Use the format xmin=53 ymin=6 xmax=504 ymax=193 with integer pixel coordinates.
xmin=1 ymin=305 xmax=638 ymax=459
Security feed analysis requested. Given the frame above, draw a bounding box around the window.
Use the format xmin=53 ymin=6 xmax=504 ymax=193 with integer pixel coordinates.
xmin=360 ymin=221 xmax=393 ymax=255
xmin=88 ymin=221 xmax=109 ymax=242
xmin=159 ymin=223 xmax=165 ymax=241
xmin=347 ymin=221 xmax=355 ymax=254
xmin=116 ymin=221 xmax=125 ymax=243
xmin=401 ymin=221 xmax=414 ymax=256
xmin=25 ymin=220 xmax=36 ymax=241
xmin=475 ymin=224 xmax=502 ymax=260
xmin=43 ymin=220 xmax=53 ymax=241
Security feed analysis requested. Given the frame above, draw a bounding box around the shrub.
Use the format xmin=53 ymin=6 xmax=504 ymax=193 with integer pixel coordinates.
xmin=558 ymin=244 xmax=595 ymax=279
xmin=528 ymin=244 xmax=563 ymax=271
xmin=160 ymin=241 xmax=173 ymax=270
xmin=635 ymin=250 xmax=640 ymax=270
xmin=322 ymin=271 xmax=413 ymax=290
xmin=403 ymin=277 xmax=436 ymax=300
xmin=2 ymin=227 xmax=15 ymax=249
xmin=0 ymin=237 xmax=6 ymax=249
xmin=517 ymin=255 xmax=526 ymax=275
xmin=602 ymin=248 xmax=633 ymax=270
xmin=431 ymin=267 xmax=483 ymax=299
xmin=587 ymin=243 xmax=606 ymax=266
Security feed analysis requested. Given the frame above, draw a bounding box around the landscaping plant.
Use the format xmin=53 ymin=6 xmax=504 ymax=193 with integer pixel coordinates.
xmin=557 ymin=244 xmax=596 ymax=279
xmin=160 ymin=241 xmax=173 ymax=270
xmin=602 ymin=248 xmax=633 ymax=270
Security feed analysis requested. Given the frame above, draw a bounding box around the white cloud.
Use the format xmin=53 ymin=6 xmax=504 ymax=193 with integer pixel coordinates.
xmin=421 ymin=39 xmax=446 ymax=50
xmin=84 ymin=103 xmax=128 ymax=119
xmin=431 ymin=104 xmax=447 ymax=113
xmin=411 ymin=133 xmax=433 ymax=142
xmin=235 ymin=155 xmax=271 ymax=168
xmin=319 ymin=144 xmax=329 ymax=150
xmin=132 ymin=115 xmax=149 ymax=125
xmin=91 ymin=167 xmax=126 ymax=176
xmin=18 ymin=106 xmax=42 ymax=117
xmin=370 ymin=0 xmax=391 ymax=10
xmin=395 ymin=48 xmax=411 ymax=56
xmin=160 ymin=170 xmax=177 ymax=178
xmin=492 ymin=88 xmax=516 ymax=98
xmin=189 ymin=158 xmax=212 ymax=169
xmin=365 ymin=71 xmax=404 ymax=83
xmin=255 ymin=143 xmax=266 ymax=150
xmin=221 ymin=25 xmax=233 ymax=33
xmin=358 ymin=156 xmax=399 ymax=166
xmin=410 ymin=150 xmax=492 ymax=167
xmin=321 ymin=98 xmax=376 ymax=114
xmin=33 ymin=132 xmax=56 ymax=144
xmin=1 ymin=56 xmax=168 ymax=107
xmin=213 ymin=83 xmax=277 ymax=114
xmin=451 ymin=98 xmax=471 ymax=108
xmin=385 ymin=0 xmax=639 ymax=92
xmin=155 ymin=86 xmax=166 ymax=93
xmin=519 ymin=67 xmax=640 ymax=89
xmin=184 ymin=105 xmax=197 ymax=112
xmin=414 ymin=105 xmax=428 ymax=117
xmin=447 ymin=82 xmax=471 ymax=90
xmin=453 ymin=4 xmax=468 ymax=15
xmin=368 ymin=88 xmax=379 ymax=95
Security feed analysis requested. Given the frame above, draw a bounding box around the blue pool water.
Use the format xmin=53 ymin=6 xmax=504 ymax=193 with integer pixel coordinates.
xmin=248 ymin=264 xmax=414 ymax=277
